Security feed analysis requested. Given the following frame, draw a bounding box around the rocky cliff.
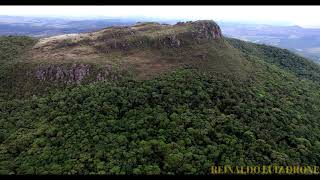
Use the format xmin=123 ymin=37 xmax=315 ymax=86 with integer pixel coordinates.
xmin=35 ymin=64 xmax=90 ymax=84
xmin=33 ymin=63 xmax=127 ymax=84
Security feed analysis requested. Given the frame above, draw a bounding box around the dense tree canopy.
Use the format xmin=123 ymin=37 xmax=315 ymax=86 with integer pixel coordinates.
xmin=1 ymin=65 xmax=320 ymax=174
xmin=1 ymin=36 xmax=320 ymax=174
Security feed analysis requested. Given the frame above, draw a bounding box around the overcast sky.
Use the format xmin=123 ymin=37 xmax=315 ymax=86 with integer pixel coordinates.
xmin=0 ymin=6 xmax=320 ymax=28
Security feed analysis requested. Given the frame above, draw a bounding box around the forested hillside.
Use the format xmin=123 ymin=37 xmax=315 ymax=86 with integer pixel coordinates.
xmin=1 ymin=21 xmax=320 ymax=174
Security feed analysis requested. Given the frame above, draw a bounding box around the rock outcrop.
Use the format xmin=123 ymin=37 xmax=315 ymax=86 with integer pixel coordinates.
xmin=36 ymin=64 xmax=90 ymax=84
xmin=34 ymin=63 xmax=125 ymax=84
xmin=190 ymin=20 xmax=222 ymax=40
xmin=160 ymin=35 xmax=181 ymax=48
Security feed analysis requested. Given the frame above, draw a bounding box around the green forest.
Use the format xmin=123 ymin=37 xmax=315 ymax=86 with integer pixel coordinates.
xmin=1 ymin=35 xmax=320 ymax=174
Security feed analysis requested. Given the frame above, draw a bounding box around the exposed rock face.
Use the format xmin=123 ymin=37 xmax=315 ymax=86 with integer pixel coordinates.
xmin=34 ymin=63 xmax=124 ymax=84
xmin=190 ymin=20 xmax=222 ymax=40
xmin=160 ymin=35 xmax=181 ymax=48
xmin=36 ymin=64 xmax=90 ymax=84
xmin=157 ymin=20 xmax=222 ymax=48
xmin=172 ymin=20 xmax=222 ymax=40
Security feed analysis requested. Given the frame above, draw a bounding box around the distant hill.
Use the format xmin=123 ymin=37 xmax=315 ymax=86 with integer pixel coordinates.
xmin=0 ymin=15 xmax=180 ymax=38
xmin=220 ymin=22 xmax=320 ymax=63
xmin=0 ymin=15 xmax=139 ymax=37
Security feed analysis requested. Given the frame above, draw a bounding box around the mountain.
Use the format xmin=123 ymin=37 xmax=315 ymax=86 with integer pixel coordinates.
xmin=1 ymin=20 xmax=244 ymax=99
xmin=3 ymin=15 xmax=320 ymax=64
xmin=1 ymin=20 xmax=320 ymax=175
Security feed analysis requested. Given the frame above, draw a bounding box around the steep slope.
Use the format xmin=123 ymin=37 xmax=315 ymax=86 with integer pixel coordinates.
xmin=0 ymin=36 xmax=37 ymax=99
xmin=227 ymin=37 xmax=320 ymax=82
xmin=1 ymin=20 xmax=320 ymax=175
